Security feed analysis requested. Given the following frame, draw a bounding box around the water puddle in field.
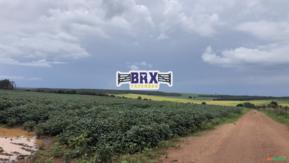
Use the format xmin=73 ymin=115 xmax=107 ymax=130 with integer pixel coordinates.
xmin=0 ymin=127 xmax=38 ymax=163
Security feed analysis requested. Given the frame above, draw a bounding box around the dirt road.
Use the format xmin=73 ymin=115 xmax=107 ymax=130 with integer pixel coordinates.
xmin=159 ymin=110 xmax=289 ymax=163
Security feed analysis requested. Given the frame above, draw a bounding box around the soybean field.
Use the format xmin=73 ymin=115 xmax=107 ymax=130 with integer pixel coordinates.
xmin=0 ymin=90 xmax=241 ymax=162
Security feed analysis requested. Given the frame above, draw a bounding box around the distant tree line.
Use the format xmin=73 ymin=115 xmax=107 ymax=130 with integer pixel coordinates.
xmin=236 ymin=101 xmax=281 ymax=109
xmin=23 ymin=88 xmax=182 ymax=97
xmin=200 ymin=94 xmax=289 ymax=101
xmin=0 ymin=79 xmax=16 ymax=90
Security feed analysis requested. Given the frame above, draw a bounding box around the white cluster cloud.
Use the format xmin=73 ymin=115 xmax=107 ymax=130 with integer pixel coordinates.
xmin=158 ymin=0 xmax=222 ymax=37
xmin=202 ymin=18 xmax=289 ymax=67
xmin=128 ymin=61 xmax=153 ymax=70
xmin=0 ymin=0 xmax=153 ymax=67
xmin=237 ymin=20 xmax=289 ymax=41
xmin=0 ymin=0 xmax=225 ymax=67
xmin=202 ymin=44 xmax=289 ymax=67
xmin=0 ymin=0 xmax=92 ymax=67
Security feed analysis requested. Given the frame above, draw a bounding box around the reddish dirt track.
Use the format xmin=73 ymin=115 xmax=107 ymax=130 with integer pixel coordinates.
xmin=159 ymin=110 xmax=289 ymax=163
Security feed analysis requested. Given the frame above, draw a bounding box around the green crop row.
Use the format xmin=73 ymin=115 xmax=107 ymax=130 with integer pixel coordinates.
xmin=0 ymin=90 xmax=241 ymax=162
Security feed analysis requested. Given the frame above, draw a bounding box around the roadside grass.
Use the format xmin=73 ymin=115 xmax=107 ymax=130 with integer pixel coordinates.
xmin=114 ymin=108 xmax=248 ymax=163
xmin=210 ymin=108 xmax=249 ymax=126
xmin=114 ymin=139 xmax=181 ymax=163
xmin=117 ymin=94 xmax=289 ymax=107
xmin=263 ymin=110 xmax=289 ymax=127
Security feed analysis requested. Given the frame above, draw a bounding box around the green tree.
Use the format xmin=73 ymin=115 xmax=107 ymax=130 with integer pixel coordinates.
xmin=0 ymin=79 xmax=15 ymax=90
xmin=268 ymin=101 xmax=278 ymax=108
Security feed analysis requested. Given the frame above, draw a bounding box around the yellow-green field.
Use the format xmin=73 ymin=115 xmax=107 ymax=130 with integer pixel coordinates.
xmin=117 ymin=94 xmax=289 ymax=107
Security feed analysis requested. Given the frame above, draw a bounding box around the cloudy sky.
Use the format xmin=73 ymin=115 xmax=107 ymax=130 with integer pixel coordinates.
xmin=1 ymin=0 xmax=289 ymax=96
